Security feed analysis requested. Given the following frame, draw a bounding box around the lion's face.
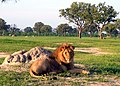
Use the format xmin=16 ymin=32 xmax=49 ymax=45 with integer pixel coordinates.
xmin=58 ymin=44 xmax=75 ymax=64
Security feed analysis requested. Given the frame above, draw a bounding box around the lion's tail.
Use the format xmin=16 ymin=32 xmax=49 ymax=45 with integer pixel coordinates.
xmin=29 ymin=68 xmax=47 ymax=80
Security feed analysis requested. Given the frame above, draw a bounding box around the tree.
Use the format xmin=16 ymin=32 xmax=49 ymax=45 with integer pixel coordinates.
xmin=115 ymin=18 xmax=120 ymax=29
xmin=56 ymin=23 xmax=72 ymax=36
xmin=59 ymin=2 xmax=91 ymax=38
xmin=9 ymin=24 xmax=19 ymax=36
xmin=83 ymin=4 xmax=98 ymax=37
xmin=0 ymin=18 xmax=6 ymax=35
xmin=84 ymin=23 xmax=97 ymax=37
xmin=93 ymin=2 xmax=118 ymax=39
xmin=33 ymin=22 xmax=44 ymax=35
xmin=40 ymin=25 xmax=52 ymax=35
xmin=104 ymin=23 xmax=116 ymax=37
xmin=114 ymin=18 xmax=120 ymax=37
xmin=24 ymin=27 xmax=33 ymax=33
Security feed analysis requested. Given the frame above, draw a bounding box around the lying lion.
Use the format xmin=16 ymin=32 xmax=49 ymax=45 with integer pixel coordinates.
xmin=30 ymin=43 xmax=89 ymax=78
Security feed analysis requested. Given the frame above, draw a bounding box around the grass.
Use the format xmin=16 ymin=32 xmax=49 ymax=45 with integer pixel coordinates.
xmin=0 ymin=36 xmax=120 ymax=85
xmin=0 ymin=36 xmax=120 ymax=53
xmin=75 ymin=53 xmax=120 ymax=75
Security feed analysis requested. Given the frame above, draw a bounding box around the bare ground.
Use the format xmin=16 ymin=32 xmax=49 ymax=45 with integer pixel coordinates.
xmin=43 ymin=47 xmax=113 ymax=55
xmin=0 ymin=47 xmax=112 ymax=58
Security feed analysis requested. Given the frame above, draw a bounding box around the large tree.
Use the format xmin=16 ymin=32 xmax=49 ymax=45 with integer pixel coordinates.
xmin=0 ymin=18 xmax=6 ymax=35
xmin=33 ymin=22 xmax=44 ymax=35
xmin=93 ymin=2 xmax=118 ymax=39
xmin=60 ymin=2 xmax=118 ymax=39
xmin=59 ymin=2 xmax=91 ymax=38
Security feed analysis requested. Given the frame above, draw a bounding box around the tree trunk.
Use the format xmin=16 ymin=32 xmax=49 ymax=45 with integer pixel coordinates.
xmin=64 ymin=32 xmax=66 ymax=36
xmin=78 ymin=26 xmax=82 ymax=38
xmin=89 ymin=31 xmax=93 ymax=38
xmin=78 ymin=30 xmax=82 ymax=38
xmin=98 ymin=28 xmax=103 ymax=39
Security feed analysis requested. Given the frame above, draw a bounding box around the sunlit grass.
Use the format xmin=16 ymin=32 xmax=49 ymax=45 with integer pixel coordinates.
xmin=0 ymin=36 xmax=120 ymax=85
xmin=0 ymin=36 xmax=120 ymax=53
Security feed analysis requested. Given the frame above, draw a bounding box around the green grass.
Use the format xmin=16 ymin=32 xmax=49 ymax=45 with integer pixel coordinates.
xmin=0 ymin=36 xmax=120 ymax=85
xmin=75 ymin=53 xmax=120 ymax=75
xmin=0 ymin=36 xmax=120 ymax=53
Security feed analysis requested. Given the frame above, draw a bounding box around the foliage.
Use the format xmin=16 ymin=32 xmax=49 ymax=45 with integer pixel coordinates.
xmin=0 ymin=18 xmax=6 ymax=35
xmin=8 ymin=24 xmax=21 ymax=36
xmin=115 ymin=19 xmax=120 ymax=30
xmin=56 ymin=23 xmax=73 ymax=36
xmin=59 ymin=2 xmax=90 ymax=38
xmin=33 ymin=22 xmax=44 ymax=35
xmin=103 ymin=23 xmax=116 ymax=37
xmin=94 ymin=2 xmax=118 ymax=39
xmin=40 ymin=25 xmax=52 ymax=34
xmin=24 ymin=27 xmax=33 ymax=33
xmin=59 ymin=2 xmax=119 ymax=39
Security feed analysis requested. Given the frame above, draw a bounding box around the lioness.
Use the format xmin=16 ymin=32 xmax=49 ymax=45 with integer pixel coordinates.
xmin=29 ymin=43 xmax=89 ymax=78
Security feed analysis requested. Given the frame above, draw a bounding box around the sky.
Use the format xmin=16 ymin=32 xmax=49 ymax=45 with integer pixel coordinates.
xmin=0 ymin=0 xmax=120 ymax=29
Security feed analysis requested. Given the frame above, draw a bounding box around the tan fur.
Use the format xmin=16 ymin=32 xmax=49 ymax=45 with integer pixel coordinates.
xmin=29 ymin=43 xmax=75 ymax=77
xmin=29 ymin=43 xmax=89 ymax=78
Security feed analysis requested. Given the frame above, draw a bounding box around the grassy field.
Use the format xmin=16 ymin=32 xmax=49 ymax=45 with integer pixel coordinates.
xmin=0 ymin=36 xmax=120 ymax=85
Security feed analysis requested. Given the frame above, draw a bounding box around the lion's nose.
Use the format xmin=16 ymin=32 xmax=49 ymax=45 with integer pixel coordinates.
xmin=66 ymin=58 xmax=70 ymax=63
xmin=67 ymin=60 xmax=70 ymax=63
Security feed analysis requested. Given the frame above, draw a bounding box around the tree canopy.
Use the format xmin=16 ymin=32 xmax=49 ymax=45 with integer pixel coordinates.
xmin=56 ymin=23 xmax=72 ymax=36
xmin=33 ymin=22 xmax=44 ymax=35
xmin=59 ymin=2 xmax=119 ymax=39
xmin=24 ymin=27 xmax=33 ymax=33
xmin=59 ymin=2 xmax=90 ymax=38
xmin=0 ymin=18 xmax=7 ymax=35
xmin=40 ymin=25 xmax=52 ymax=34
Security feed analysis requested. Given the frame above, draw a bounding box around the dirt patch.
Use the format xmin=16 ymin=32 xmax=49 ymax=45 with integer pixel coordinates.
xmin=0 ymin=52 xmax=10 ymax=58
xmin=75 ymin=48 xmax=113 ymax=55
xmin=44 ymin=47 xmax=113 ymax=55
xmin=0 ymin=47 xmax=112 ymax=58
xmin=0 ymin=63 xmax=30 ymax=73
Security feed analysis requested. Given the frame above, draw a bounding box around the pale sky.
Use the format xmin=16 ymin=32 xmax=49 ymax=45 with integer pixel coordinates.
xmin=0 ymin=0 xmax=120 ymax=29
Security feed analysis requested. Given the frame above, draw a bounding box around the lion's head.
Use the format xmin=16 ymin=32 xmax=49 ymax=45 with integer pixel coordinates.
xmin=53 ymin=43 xmax=75 ymax=64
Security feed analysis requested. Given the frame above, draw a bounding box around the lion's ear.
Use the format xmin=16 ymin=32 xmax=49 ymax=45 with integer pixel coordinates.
xmin=70 ymin=46 xmax=75 ymax=50
xmin=60 ymin=46 xmax=65 ymax=51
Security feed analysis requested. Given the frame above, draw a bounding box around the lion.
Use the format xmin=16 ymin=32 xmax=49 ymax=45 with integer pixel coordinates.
xmin=29 ymin=43 xmax=89 ymax=78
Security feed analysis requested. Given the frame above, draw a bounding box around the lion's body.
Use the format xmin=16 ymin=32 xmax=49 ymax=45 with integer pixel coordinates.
xmin=29 ymin=43 xmax=75 ymax=77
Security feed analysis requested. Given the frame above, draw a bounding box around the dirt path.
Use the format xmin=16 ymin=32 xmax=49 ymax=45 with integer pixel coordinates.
xmin=0 ymin=52 xmax=9 ymax=58
xmin=0 ymin=47 xmax=112 ymax=58
xmin=44 ymin=47 xmax=113 ymax=55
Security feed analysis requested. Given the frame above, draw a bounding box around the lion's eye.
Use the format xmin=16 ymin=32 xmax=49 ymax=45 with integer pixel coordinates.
xmin=65 ymin=52 xmax=67 ymax=54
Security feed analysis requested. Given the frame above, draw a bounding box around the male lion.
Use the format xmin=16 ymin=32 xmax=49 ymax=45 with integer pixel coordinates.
xmin=29 ymin=43 xmax=89 ymax=78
